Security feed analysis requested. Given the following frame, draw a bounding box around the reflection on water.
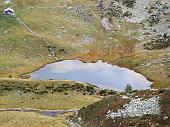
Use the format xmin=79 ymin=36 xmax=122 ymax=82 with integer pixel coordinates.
xmin=4 ymin=0 xmax=11 ymax=4
xmin=30 ymin=60 xmax=152 ymax=91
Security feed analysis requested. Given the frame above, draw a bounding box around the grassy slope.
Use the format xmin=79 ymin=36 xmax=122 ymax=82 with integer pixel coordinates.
xmin=1 ymin=1 xmax=169 ymax=126
xmin=0 ymin=79 xmax=101 ymax=110
xmin=0 ymin=6 xmax=51 ymax=77
xmin=0 ymin=111 xmax=68 ymax=127
xmin=76 ymin=90 xmax=170 ymax=127
xmin=0 ymin=0 xmax=140 ymax=77
xmin=0 ymin=0 xmax=102 ymax=77
xmin=0 ymin=0 xmax=169 ymax=87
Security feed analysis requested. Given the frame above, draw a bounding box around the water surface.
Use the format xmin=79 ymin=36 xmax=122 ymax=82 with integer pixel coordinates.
xmin=30 ymin=60 xmax=152 ymax=91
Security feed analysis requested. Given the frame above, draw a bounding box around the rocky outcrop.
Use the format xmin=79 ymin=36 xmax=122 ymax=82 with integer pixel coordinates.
xmin=143 ymin=36 xmax=170 ymax=50
xmin=96 ymin=0 xmax=105 ymax=18
xmin=96 ymin=0 xmax=170 ymax=49
xmin=107 ymin=96 xmax=160 ymax=118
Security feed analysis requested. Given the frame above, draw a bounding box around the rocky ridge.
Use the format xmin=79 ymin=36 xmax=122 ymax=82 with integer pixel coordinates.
xmin=97 ymin=0 xmax=170 ymax=49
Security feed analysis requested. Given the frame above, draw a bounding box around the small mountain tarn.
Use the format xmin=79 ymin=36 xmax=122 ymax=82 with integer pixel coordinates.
xmin=30 ymin=60 xmax=152 ymax=91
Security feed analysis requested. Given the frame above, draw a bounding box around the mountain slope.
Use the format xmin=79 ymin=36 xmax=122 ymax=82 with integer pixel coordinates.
xmin=0 ymin=0 xmax=169 ymax=88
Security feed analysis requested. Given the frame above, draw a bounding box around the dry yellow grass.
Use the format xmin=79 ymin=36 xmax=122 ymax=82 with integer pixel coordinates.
xmin=0 ymin=111 xmax=68 ymax=127
xmin=0 ymin=91 xmax=101 ymax=110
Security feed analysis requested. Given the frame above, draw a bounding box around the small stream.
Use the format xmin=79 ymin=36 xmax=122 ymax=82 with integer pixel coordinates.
xmin=0 ymin=108 xmax=79 ymax=126
xmin=30 ymin=60 xmax=152 ymax=91
xmin=0 ymin=108 xmax=78 ymax=117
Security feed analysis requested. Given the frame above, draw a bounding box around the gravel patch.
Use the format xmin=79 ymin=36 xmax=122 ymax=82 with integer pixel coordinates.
xmin=107 ymin=96 xmax=160 ymax=119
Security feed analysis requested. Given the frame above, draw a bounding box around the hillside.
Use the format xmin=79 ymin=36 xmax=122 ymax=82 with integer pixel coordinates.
xmin=0 ymin=79 xmax=102 ymax=127
xmin=0 ymin=0 xmax=170 ymax=126
xmin=0 ymin=0 xmax=169 ymax=88
xmin=71 ymin=90 xmax=170 ymax=127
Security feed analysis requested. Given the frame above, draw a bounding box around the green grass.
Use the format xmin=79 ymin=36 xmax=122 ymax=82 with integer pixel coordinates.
xmin=0 ymin=111 xmax=69 ymax=127
xmin=0 ymin=0 xmax=142 ymax=78
xmin=0 ymin=0 xmax=169 ymax=88
xmin=0 ymin=79 xmax=101 ymax=110
xmin=0 ymin=13 xmax=19 ymax=32
xmin=0 ymin=1 xmax=169 ymax=126
xmin=0 ymin=91 xmax=101 ymax=110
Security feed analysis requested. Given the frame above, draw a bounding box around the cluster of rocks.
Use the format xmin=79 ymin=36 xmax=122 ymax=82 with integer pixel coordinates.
xmin=121 ymin=0 xmax=136 ymax=8
xmin=107 ymin=96 xmax=160 ymax=119
xmin=96 ymin=0 xmax=105 ymax=18
xmin=143 ymin=36 xmax=170 ymax=49
xmin=64 ymin=4 xmax=93 ymax=22
xmin=96 ymin=0 xmax=170 ymax=49
xmin=74 ymin=5 xmax=93 ymax=22
xmin=145 ymin=0 xmax=169 ymax=33
xmin=142 ymin=0 xmax=170 ymax=49
xmin=107 ymin=0 xmax=122 ymax=20
xmin=100 ymin=0 xmax=151 ymax=23
xmin=140 ymin=57 xmax=170 ymax=67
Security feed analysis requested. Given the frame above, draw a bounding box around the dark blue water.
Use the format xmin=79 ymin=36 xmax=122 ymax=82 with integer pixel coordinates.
xmin=30 ymin=60 xmax=152 ymax=91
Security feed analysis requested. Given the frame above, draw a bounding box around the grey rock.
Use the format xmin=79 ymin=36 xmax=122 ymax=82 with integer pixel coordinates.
xmin=107 ymin=96 xmax=160 ymax=119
